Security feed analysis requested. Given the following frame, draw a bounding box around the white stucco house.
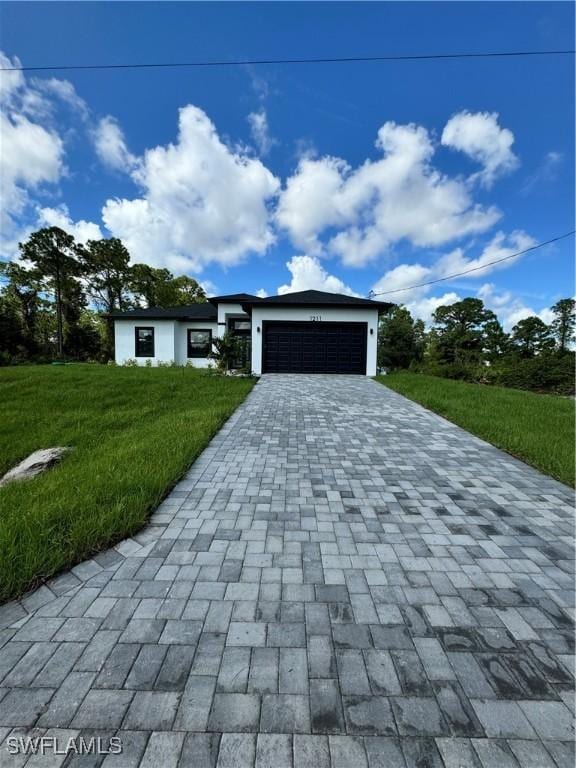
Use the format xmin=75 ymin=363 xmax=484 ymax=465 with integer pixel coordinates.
xmin=111 ymin=290 xmax=392 ymax=375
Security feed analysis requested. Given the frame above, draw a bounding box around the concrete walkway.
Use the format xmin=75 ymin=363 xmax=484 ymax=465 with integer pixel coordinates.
xmin=0 ymin=375 xmax=574 ymax=768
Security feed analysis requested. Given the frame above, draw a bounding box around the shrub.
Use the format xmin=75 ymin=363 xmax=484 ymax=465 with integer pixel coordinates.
xmin=495 ymin=354 xmax=575 ymax=395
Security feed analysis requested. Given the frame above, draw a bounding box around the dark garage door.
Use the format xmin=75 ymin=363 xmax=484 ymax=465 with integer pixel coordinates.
xmin=262 ymin=321 xmax=367 ymax=374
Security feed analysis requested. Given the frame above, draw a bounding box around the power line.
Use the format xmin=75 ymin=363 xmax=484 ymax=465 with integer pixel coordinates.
xmin=368 ymin=231 xmax=576 ymax=298
xmin=1 ymin=49 xmax=574 ymax=73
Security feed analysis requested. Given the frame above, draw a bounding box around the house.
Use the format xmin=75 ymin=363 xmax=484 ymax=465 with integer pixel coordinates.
xmin=111 ymin=290 xmax=393 ymax=375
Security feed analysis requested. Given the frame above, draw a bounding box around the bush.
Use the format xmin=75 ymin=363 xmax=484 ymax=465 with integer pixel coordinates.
xmin=494 ymin=354 xmax=575 ymax=395
xmin=420 ymin=353 xmax=574 ymax=395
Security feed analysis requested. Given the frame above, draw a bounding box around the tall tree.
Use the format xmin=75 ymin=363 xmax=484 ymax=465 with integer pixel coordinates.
xmin=0 ymin=261 xmax=46 ymax=356
xmin=378 ymin=305 xmax=425 ymax=370
xmin=130 ymin=264 xmax=206 ymax=308
xmin=163 ymin=275 xmax=207 ymax=306
xmin=81 ymin=238 xmax=132 ymax=358
xmin=511 ymin=316 xmax=554 ymax=357
xmin=432 ymin=298 xmax=497 ymax=364
xmin=550 ymin=298 xmax=575 ymax=353
xmin=483 ymin=318 xmax=510 ymax=363
xmin=19 ymin=227 xmax=83 ymax=357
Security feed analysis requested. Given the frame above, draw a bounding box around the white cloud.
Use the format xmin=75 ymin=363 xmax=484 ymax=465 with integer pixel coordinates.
xmin=277 ymin=254 xmax=360 ymax=296
xmin=102 ymin=105 xmax=280 ymax=272
xmin=441 ymin=110 xmax=518 ymax=188
xmin=93 ymin=115 xmax=138 ymax=172
xmin=0 ymin=51 xmax=25 ymax=103
xmin=256 ymin=288 xmax=268 ymax=298
xmin=277 ymin=121 xmax=501 ymax=267
xmin=0 ymin=50 xmax=90 ymax=257
xmin=0 ymin=112 xmax=64 ymax=242
xmin=370 ymin=230 xmax=536 ymax=323
xmin=521 ymin=150 xmax=563 ymax=195
xmin=33 ymin=77 xmax=89 ymax=120
xmin=38 ymin=205 xmax=102 ymax=243
xmin=407 ymin=292 xmax=462 ymax=322
xmin=248 ymin=109 xmax=276 ymax=157
xmin=477 ymin=283 xmax=554 ymax=330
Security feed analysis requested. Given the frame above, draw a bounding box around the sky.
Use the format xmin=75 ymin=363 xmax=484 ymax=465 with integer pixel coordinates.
xmin=1 ymin=1 xmax=574 ymax=328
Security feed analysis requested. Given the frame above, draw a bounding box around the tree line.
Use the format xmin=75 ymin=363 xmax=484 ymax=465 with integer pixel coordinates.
xmin=378 ymin=297 xmax=575 ymax=394
xmin=0 ymin=226 xmax=206 ymax=364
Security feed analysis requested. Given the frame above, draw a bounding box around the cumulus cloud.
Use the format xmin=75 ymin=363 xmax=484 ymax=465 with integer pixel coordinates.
xmin=38 ymin=205 xmax=102 ymax=243
xmin=0 ymin=50 xmax=91 ymax=256
xmin=93 ymin=115 xmax=138 ymax=172
xmin=441 ymin=110 xmax=518 ymax=188
xmin=277 ymin=254 xmax=359 ymax=296
xmin=256 ymin=288 xmax=269 ymax=298
xmin=370 ymin=230 xmax=536 ymax=322
xmin=248 ymin=109 xmax=276 ymax=157
xmin=102 ymin=105 xmax=280 ymax=272
xmin=477 ymin=283 xmax=554 ymax=330
xmin=277 ymin=121 xmax=501 ymax=267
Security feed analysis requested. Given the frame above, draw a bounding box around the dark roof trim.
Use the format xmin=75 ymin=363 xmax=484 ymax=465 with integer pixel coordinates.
xmin=208 ymin=293 xmax=260 ymax=305
xmin=240 ymin=289 xmax=393 ymax=313
xmin=108 ymin=304 xmax=217 ymax=321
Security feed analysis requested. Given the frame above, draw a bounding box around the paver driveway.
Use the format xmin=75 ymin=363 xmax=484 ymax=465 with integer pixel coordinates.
xmin=0 ymin=375 xmax=574 ymax=768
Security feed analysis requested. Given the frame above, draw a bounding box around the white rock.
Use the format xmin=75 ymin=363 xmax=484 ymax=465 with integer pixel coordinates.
xmin=0 ymin=447 xmax=72 ymax=487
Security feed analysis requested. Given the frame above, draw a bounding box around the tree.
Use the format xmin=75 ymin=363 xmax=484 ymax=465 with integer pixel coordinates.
xmin=483 ymin=318 xmax=510 ymax=363
xmin=81 ymin=238 xmax=131 ymax=358
xmin=550 ymin=298 xmax=575 ymax=353
xmin=432 ymin=298 xmax=497 ymax=365
xmin=19 ymin=227 xmax=83 ymax=357
xmin=511 ymin=316 xmax=554 ymax=358
xmin=0 ymin=261 xmax=47 ymax=357
xmin=130 ymin=264 xmax=206 ymax=308
xmin=208 ymin=332 xmax=240 ymax=373
xmin=378 ymin=305 xmax=425 ymax=370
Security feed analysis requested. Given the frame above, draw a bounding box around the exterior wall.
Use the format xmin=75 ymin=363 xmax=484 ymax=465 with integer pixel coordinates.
xmin=114 ymin=320 xmax=177 ymax=366
xmin=114 ymin=320 xmax=218 ymax=366
xmin=175 ymin=322 xmax=218 ymax=367
xmin=250 ymin=306 xmax=379 ymax=376
xmin=216 ymin=302 xmax=250 ymax=338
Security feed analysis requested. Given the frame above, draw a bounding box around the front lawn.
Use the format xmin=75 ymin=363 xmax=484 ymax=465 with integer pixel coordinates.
xmin=377 ymin=373 xmax=575 ymax=487
xmin=0 ymin=365 xmax=255 ymax=602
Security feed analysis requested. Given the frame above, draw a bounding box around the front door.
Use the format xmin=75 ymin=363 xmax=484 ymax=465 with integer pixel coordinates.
xmin=227 ymin=318 xmax=252 ymax=370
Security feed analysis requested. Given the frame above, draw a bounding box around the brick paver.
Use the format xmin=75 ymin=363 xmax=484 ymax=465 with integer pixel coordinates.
xmin=0 ymin=375 xmax=574 ymax=767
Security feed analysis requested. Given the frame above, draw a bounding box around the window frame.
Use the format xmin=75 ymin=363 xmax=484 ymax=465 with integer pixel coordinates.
xmin=187 ymin=328 xmax=213 ymax=359
xmin=135 ymin=326 xmax=155 ymax=358
xmin=228 ymin=318 xmax=252 ymax=335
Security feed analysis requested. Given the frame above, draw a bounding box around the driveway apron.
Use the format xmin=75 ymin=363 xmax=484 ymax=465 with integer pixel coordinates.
xmin=0 ymin=374 xmax=574 ymax=767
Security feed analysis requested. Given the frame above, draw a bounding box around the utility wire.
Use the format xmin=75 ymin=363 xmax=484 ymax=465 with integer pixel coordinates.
xmin=1 ymin=49 xmax=574 ymax=73
xmin=368 ymin=231 xmax=576 ymax=298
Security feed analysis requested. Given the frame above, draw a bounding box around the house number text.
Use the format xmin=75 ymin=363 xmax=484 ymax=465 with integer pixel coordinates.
xmin=310 ymin=315 xmax=322 ymax=321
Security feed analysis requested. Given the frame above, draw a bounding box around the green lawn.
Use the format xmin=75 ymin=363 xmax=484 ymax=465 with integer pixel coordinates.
xmin=377 ymin=373 xmax=575 ymax=487
xmin=0 ymin=365 xmax=255 ymax=602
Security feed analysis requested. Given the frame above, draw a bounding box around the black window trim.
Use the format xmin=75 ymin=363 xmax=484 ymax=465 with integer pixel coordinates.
xmin=135 ymin=326 xmax=155 ymax=358
xmin=187 ymin=328 xmax=213 ymax=358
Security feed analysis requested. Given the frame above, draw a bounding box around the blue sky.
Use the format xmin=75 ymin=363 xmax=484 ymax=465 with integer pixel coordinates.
xmin=1 ymin=1 xmax=574 ymax=327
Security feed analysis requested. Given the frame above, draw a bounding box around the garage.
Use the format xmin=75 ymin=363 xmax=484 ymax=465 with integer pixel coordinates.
xmin=262 ymin=321 xmax=368 ymax=374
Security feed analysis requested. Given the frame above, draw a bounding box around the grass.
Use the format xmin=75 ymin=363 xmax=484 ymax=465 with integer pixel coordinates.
xmin=0 ymin=364 xmax=255 ymax=602
xmin=377 ymin=373 xmax=575 ymax=488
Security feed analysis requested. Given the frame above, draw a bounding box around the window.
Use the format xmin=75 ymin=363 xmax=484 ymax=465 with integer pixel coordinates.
xmin=135 ymin=327 xmax=154 ymax=357
xmin=229 ymin=319 xmax=251 ymax=333
xmin=187 ymin=329 xmax=212 ymax=358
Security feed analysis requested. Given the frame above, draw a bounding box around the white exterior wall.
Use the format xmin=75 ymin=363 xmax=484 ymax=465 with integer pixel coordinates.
xmin=250 ymin=306 xmax=379 ymax=376
xmin=114 ymin=320 xmax=218 ymax=366
xmin=216 ymin=302 xmax=249 ymax=338
xmin=114 ymin=320 xmax=177 ymax=366
xmin=175 ymin=322 xmax=218 ymax=367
